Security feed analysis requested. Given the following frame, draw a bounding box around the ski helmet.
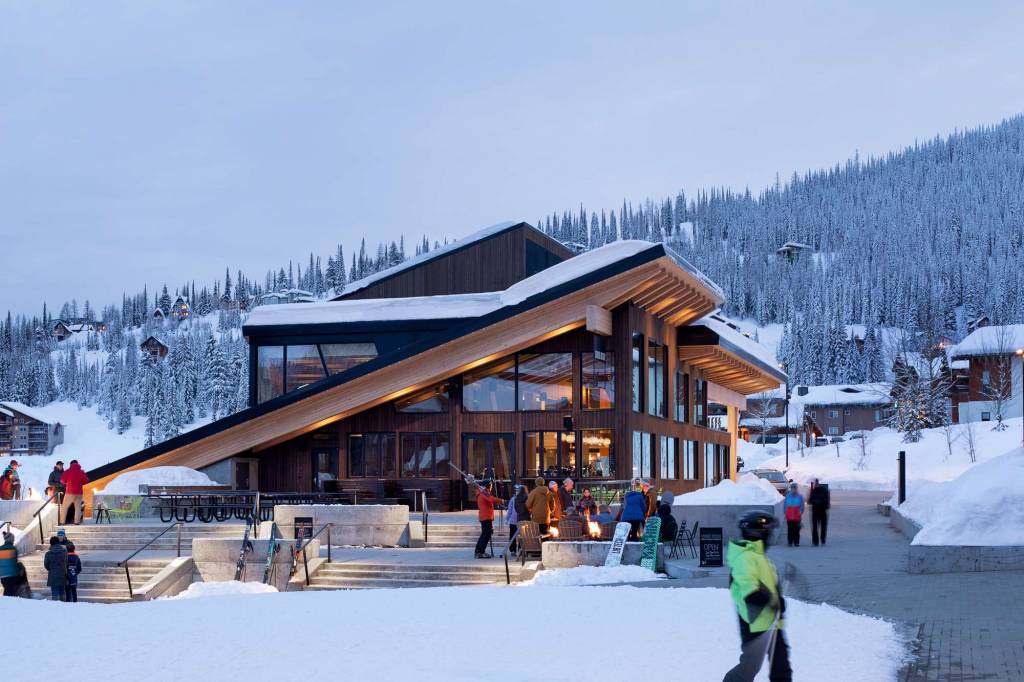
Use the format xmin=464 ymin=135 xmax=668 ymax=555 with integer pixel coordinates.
xmin=738 ymin=510 xmax=778 ymax=543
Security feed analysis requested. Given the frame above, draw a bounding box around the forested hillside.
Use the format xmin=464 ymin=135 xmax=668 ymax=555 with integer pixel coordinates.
xmin=2 ymin=116 xmax=1022 ymax=446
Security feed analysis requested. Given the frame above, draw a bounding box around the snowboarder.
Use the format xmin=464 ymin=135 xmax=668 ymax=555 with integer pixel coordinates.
xmin=65 ymin=542 xmax=82 ymax=602
xmin=783 ymin=483 xmax=804 ymax=547
xmin=808 ymin=479 xmax=830 ymax=546
xmin=474 ymin=480 xmax=504 ymax=559
xmin=723 ymin=511 xmax=792 ymax=682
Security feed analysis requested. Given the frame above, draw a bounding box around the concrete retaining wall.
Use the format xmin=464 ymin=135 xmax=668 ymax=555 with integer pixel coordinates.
xmin=272 ymin=505 xmax=409 ymax=547
xmin=670 ymin=501 xmax=785 ymax=546
xmin=891 ymin=506 xmax=1024 ymax=574
xmin=133 ymin=557 xmax=195 ymax=600
xmin=0 ymin=500 xmax=42 ymax=529
xmin=889 ymin=506 xmax=922 ymax=541
xmin=541 ymin=541 xmax=666 ymax=572
xmin=191 ymin=537 xmax=318 ymax=591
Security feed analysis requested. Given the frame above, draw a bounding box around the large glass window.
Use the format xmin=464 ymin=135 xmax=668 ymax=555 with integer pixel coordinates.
xmin=694 ymin=379 xmax=708 ymax=427
xmin=647 ymin=339 xmax=667 ymax=418
xmin=581 ymin=351 xmax=615 ymax=409
xmin=675 ymin=370 xmax=689 ymax=422
xmin=348 ymin=433 xmax=396 ymax=478
xmin=400 ymin=432 xmax=450 ymax=477
xmin=321 ymin=343 xmax=377 ymax=374
xmin=525 ymin=431 xmax=576 ymax=479
xmin=518 ymin=353 xmax=573 ymax=411
xmin=631 ymin=431 xmax=654 ymax=479
xmin=463 ymin=357 xmax=516 ymax=411
xmin=631 ymin=334 xmax=644 ymax=412
xmin=682 ymin=440 xmax=698 ymax=480
xmin=285 ymin=344 xmax=325 ymax=393
xmin=395 ymin=382 xmax=451 ymax=413
xmin=257 ymin=346 xmax=284 ymax=403
xmin=660 ymin=436 xmax=678 ymax=480
xmin=580 ymin=429 xmax=614 ymax=479
xmin=703 ymin=442 xmax=716 ymax=487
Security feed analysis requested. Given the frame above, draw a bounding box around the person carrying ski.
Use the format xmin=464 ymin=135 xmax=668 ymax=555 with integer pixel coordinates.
xmin=64 ymin=542 xmax=82 ymax=602
xmin=783 ymin=483 xmax=804 ymax=547
xmin=723 ymin=511 xmax=792 ymax=682
xmin=808 ymin=478 xmax=830 ymax=546
xmin=474 ymin=480 xmax=504 ymax=559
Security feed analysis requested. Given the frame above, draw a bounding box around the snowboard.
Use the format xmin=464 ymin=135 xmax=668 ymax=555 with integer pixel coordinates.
xmin=604 ymin=522 xmax=631 ymax=567
xmin=639 ymin=517 xmax=662 ymax=571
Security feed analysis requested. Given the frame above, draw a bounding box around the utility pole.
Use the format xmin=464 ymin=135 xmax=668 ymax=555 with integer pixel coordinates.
xmin=1017 ymin=349 xmax=1024 ymax=445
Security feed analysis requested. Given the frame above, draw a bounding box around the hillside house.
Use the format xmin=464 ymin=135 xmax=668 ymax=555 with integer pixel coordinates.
xmin=949 ymin=324 xmax=1024 ymax=425
xmin=0 ymin=402 xmax=64 ymax=457
xmin=140 ymin=336 xmax=170 ymax=361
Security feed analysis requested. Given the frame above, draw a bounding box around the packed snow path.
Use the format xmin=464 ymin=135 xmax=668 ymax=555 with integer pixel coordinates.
xmin=666 ymin=491 xmax=1024 ymax=681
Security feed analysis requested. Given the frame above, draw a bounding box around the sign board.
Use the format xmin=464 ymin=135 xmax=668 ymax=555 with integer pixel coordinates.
xmin=699 ymin=526 xmax=724 ymax=567
xmin=293 ymin=516 xmax=314 ymax=542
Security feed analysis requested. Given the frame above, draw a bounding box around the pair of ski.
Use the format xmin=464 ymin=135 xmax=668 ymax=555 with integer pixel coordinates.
xmin=603 ymin=518 xmax=662 ymax=570
xmin=232 ymin=515 xmax=281 ymax=585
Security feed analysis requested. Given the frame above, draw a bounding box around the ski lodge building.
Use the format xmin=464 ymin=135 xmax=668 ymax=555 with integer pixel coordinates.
xmin=85 ymin=222 xmax=785 ymax=510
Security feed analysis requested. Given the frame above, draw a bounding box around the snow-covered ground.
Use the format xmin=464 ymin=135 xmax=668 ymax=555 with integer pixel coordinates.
xmin=522 ymin=564 xmax=662 ymax=586
xmin=674 ymin=472 xmax=783 ymax=505
xmin=164 ymin=580 xmax=278 ymax=599
xmin=0 ymin=401 xmax=211 ymax=499
xmin=895 ymin=447 xmax=1024 ymax=546
xmin=746 ymin=418 xmax=1023 ymax=491
xmin=6 ymin=586 xmax=907 ymax=681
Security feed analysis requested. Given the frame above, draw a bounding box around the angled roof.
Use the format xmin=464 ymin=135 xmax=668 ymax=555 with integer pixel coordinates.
xmin=0 ymin=401 xmax=57 ymax=425
xmin=678 ymin=314 xmax=786 ymax=393
xmin=87 ymin=241 xmax=723 ymax=488
xmin=950 ymin=324 xmax=1024 ymax=358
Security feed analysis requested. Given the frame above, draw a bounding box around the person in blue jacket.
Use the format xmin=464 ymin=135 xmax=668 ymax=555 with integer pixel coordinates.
xmin=64 ymin=542 xmax=82 ymax=602
xmin=619 ymin=479 xmax=648 ymax=540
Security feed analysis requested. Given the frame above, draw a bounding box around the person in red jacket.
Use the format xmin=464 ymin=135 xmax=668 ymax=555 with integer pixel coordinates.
xmin=474 ymin=480 xmax=504 ymax=559
xmin=60 ymin=460 xmax=89 ymax=525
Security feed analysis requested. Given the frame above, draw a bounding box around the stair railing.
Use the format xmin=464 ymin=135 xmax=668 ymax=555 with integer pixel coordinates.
xmin=501 ymin=527 xmax=520 ymax=585
xmin=30 ymin=491 xmax=61 ymax=544
xmin=421 ymin=491 xmax=429 ymax=544
xmin=116 ymin=522 xmax=183 ymax=598
xmin=294 ymin=522 xmax=333 ymax=586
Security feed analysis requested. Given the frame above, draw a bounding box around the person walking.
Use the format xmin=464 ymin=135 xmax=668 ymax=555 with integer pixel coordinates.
xmin=0 ymin=531 xmax=18 ymax=596
xmin=43 ymin=536 xmax=68 ymax=602
xmin=783 ymin=484 xmax=805 ymax=547
xmin=722 ymin=511 xmax=792 ymax=682
xmin=808 ymin=479 xmax=830 ymax=546
xmin=64 ymin=543 xmax=82 ymax=603
xmin=511 ymin=484 xmax=529 ymax=552
xmin=60 ymin=459 xmax=89 ymax=525
xmin=620 ymin=479 xmax=648 ymax=540
xmin=48 ymin=461 xmax=66 ymax=504
xmin=473 ymin=481 xmax=504 ymax=559
xmin=2 ymin=461 xmax=21 ymax=500
xmin=506 ymin=485 xmax=521 ymax=554
xmin=526 ymin=477 xmax=554 ymax=535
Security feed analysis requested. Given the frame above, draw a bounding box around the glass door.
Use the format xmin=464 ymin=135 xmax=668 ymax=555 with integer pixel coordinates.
xmin=462 ymin=433 xmax=515 ymax=506
xmin=312 ymin=448 xmax=339 ymax=491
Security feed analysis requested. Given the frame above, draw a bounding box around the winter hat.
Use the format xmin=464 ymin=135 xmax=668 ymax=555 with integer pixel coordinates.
xmin=2 ymin=531 xmax=13 ymax=544
xmin=534 ymin=477 xmax=545 ymax=488
xmin=56 ymin=528 xmax=66 ymax=539
xmin=548 ymin=481 xmax=558 ymax=489
xmin=660 ymin=491 xmax=675 ymax=507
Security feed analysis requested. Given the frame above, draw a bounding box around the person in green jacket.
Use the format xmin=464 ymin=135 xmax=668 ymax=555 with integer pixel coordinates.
xmin=723 ymin=511 xmax=792 ymax=682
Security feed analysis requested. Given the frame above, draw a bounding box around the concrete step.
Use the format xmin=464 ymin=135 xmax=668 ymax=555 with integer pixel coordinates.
xmin=307 ymin=577 xmax=503 ymax=590
xmin=318 ymin=562 xmax=513 ymax=575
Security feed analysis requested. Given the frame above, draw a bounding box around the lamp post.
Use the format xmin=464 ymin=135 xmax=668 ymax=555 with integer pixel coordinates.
xmin=780 ymin=363 xmax=790 ymax=468
xmin=1016 ymin=348 xmax=1024 ymax=445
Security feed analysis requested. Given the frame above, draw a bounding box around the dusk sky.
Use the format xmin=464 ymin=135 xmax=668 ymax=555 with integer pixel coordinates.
xmin=2 ymin=2 xmax=1023 ymax=317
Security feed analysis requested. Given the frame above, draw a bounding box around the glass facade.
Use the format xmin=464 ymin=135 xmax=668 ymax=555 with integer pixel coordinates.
xmin=675 ymin=370 xmax=689 ymax=422
xmin=285 ymin=344 xmax=325 ymax=393
xmin=399 ymin=432 xmax=450 ymax=477
xmin=659 ymin=435 xmax=677 ymax=480
xmin=256 ymin=343 xmax=378 ymax=404
xmin=647 ymin=339 xmax=666 ymax=418
xmin=631 ymin=431 xmax=654 ymax=480
xmin=395 ymin=382 xmax=451 ymax=413
xmin=682 ymin=440 xmax=698 ymax=480
xmin=462 ymin=358 xmax=516 ymax=411
xmin=581 ymin=352 xmax=615 ymax=410
xmin=631 ymin=334 xmax=644 ymax=412
xmin=703 ymin=442 xmax=716 ymax=487
xmin=518 ymin=353 xmax=573 ymax=411
xmin=256 ymin=346 xmax=284 ymax=403
xmin=321 ymin=343 xmax=378 ymax=374
xmin=694 ymin=378 xmax=708 ymax=427
xmin=348 ymin=433 xmax=397 ymax=478
xmin=580 ymin=429 xmax=614 ymax=478
xmin=524 ymin=431 xmax=576 ymax=479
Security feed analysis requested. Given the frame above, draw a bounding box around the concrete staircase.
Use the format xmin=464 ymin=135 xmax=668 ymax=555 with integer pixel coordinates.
xmin=22 ymin=555 xmax=172 ymax=603
xmin=306 ymin=560 xmax=520 ymax=590
xmin=425 ymin=523 xmax=510 ymax=549
xmin=34 ymin=523 xmax=245 ymax=552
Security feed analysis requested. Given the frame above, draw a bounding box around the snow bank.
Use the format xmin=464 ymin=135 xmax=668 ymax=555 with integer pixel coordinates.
xmin=4 ymin=586 xmax=906 ymax=681
xmin=523 ymin=565 xmax=662 ymax=586
xmin=899 ymin=447 xmax=1024 ymax=546
xmin=164 ymin=581 xmax=278 ymax=600
xmin=98 ymin=466 xmax=217 ymax=495
xmin=674 ymin=473 xmax=783 ymax=506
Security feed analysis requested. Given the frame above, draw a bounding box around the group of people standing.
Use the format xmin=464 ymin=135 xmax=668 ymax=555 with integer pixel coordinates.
xmin=44 ymin=460 xmax=90 ymax=525
xmin=0 ymin=460 xmax=22 ymax=500
xmin=0 ymin=527 xmax=81 ymax=601
xmin=782 ymin=479 xmax=831 ymax=547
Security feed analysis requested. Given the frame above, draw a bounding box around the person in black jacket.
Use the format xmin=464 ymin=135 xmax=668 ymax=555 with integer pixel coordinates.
xmin=657 ymin=501 xmax=678 ymax=543
xmin=808 ymin=479 xmax=830 ymax=546
xmin=47 ymin=461 xmax=66 ymax=504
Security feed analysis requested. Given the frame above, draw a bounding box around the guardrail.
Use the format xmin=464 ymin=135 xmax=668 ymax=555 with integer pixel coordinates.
xmin=421 ymin=491 xmax=429 ymax=544
xmin=294 ymin=523 xmax=334 ymax=586
xmin=30 ymin=491 xmax=60 ymax=544
xmin=116 ymin=522 xmax=183 ymax=598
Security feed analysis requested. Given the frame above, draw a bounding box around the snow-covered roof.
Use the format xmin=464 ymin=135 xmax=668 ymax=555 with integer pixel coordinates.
xmin=744 ymin=382 xmax=891 ymax=428
xmin=0 ymin=406 xmax=12 ymax=418
xmin=950 ymin=324 xmax=1024 ymax=358
xmin=328 ymin=220 xmax=524 ymax=299
xmin=250 ymin=241 xmax=693 ymax=328
xmin=0 ymin=401 xmax=58 ymax=425
xmin=693 ymin=314 xmax=779 ymax=373
xmin=776 ymin=241 xmax=813 ymax=253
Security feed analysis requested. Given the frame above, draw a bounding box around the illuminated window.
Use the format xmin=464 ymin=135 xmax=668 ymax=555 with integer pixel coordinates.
xmin=285 ymin=345 xmax=325 ymax=393
xmin=581 ymin=352 xmax=615 ymax=409
xmin=320 ymin=343 xmax=377 ymax=374
xmin=518 ymin=353 xmax=573 ymax=411
xmin=580 ymin=429 xmax=614 ymax=479
xmin=257 ymin=346 xmax=284 ymax=403
xmin=524 ymin=431 xmax=576 ymax=479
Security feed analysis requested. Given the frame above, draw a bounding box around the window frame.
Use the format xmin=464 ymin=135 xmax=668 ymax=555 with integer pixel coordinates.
xmin=682 ymin=440 xmax=698 ymax=480
xmin=347 ymin=432 xmax=397 ymax=478
xmin=517 ymin=352 xmax=574 ymax=412
xmin=524 ymin=430 xmax=577 ymax=480
xmin=647 ymin=338 xmax=667 ymax=418
xmin=631 ymin=431 xmax=655 ymax=480
xmin=399 ymin=431 xmax=450 ymax=478
xmin=659 ymin=435 xmax=678 ymax=480
xmin=579 ymin=428 xmax=615 ymax=479
xmin=674 ymin=370 xmax=689 ymax=423
xmin=581 ymin=351 xmax=615 ymax=410
xmin=631 ymin=333 xmax=644 ymax=413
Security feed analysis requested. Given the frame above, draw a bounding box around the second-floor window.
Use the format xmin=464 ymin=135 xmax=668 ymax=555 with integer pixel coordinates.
xmin=647 ymin=339 xmax=667 ymax=418
xmin=581 ymin=352 xmax=615 ymax=409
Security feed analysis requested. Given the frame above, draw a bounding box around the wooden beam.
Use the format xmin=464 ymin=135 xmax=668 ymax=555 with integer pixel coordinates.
xmin=585 ymin=305 xmax=613 ymax=336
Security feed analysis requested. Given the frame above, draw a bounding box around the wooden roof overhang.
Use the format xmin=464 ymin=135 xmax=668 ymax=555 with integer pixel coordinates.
xmin=84 ymin=245 xmax=722 ymax=495
xmin=678 ymin=340 xmax=786 ymax=395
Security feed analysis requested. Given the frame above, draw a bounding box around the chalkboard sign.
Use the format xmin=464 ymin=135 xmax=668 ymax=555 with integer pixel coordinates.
xmin=293 ymin=516 xmax=314 ymax=542
xmin=699 ymin=526 xmax=724 ymax=567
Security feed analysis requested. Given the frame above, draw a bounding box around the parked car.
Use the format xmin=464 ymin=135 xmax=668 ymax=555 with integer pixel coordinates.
xmin=751 ymin=469 xmax=790 ymax=494
xmin=846 ymin=431 xmax=865 ymax=440
xmin=829 ymin=436 xmax=845 ymax=444
xmin=814 ymin=437 xmax=829 ymax=446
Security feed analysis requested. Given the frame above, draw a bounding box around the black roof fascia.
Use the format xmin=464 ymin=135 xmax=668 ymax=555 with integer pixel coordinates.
xmin=242 ymin=318 xmax=467 ymax=339
xmin=88 ymin=243 xmax=668 ymax=481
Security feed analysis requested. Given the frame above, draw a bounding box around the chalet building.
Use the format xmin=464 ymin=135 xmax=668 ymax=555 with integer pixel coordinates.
xmin=52 ymin=318 xmax=104 ymax=341
xmin=172 ymin=296 xmax=191 ymax=321
xmin=140 ymin=336 xmax=170 ymax=361
xmin=153 ymin=307 xmax=166 ymax=321
xmin=85 ymin=222 xmax=785 ymax=510
xmin=949 ymin=324 xmax=1024 ymax=424
xmin=775 ymin=241 xmax=813 ymax=262
xmin=0 ymin=402 xmax=64 ymax=457
xmin=261 ymin=288 xmax=317 ymax=306
xmin=741 ymin=383 xmax=892 ymax=445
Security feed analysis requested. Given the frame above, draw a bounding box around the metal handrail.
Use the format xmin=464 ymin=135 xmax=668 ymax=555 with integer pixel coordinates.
xmin=421 ymin=491 xmax=429 ymax=544
xmin=30 ymin=491 xmax=61 ymax=544
xmin=1 ymin=520 xmax=11 ymax=535
xmin=501 ymin=527 xmax=520 ymax=585
xmin=252 ymin=491 xmax=261 ymax=535
xmin=117 ymin=522 xmax=183 ymax=598
xmin=294 ymin=522 xmax=334 ymax=586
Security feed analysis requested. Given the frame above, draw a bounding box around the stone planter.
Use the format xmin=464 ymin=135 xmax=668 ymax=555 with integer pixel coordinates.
xmin=669 ymin=501 xmax=784 ymax=547
xmin=541 ymin=540 xmax=665 ymax=572
xmin=271 ymin=504 xmax=410 ymax=547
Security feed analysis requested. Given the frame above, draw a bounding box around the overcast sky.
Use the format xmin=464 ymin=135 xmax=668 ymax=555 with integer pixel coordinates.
xmin=2 ymin=2 xmax=1023 ymax=317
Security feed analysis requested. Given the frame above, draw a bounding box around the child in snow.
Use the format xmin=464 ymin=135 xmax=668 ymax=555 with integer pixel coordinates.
xmin=783 ymin=484 xmax=804 ymax=547
xmin=65 ymin=542 xmax=82 ymax=602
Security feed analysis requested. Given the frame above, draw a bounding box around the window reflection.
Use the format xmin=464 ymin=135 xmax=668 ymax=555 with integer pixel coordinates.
xmin=286 ymin=345 xmax=325 ymax=393
xmin=257 ymin=346 xmax=284 ymax=403
xmin=462 ymin=358 xmax=516 ymax=411
xmin=321 ymin=343 xmax=377 ymax=374
xmin=518 ymin=353 xmax=572 ymax=411
xmin=524 ymin=431 xmax=576 ymax=479
xmin=582 ymin=352 xmax=615 ymax=410
xmin=580 ymin=429 xmax=614 ymax=478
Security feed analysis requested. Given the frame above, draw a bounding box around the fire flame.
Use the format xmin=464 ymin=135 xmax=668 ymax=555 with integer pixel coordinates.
xmin=588 ymin=521 xmax=601 ymax=537
xmin=549 ymin=527 xmax=560 ymax=538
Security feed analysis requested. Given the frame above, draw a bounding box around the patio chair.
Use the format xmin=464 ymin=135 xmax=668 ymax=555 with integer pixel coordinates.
xmin=557 ymin=518 xmax=584 ymax=541
xmin=669 ymin=521 xmax=694 ymax=559
xmin=518 ymin=521 xmax=544 ymax=563
xmin=599 ymin=521 xmax=619 ymax=540
xmin=678 ymin=520 xmax=699 ymax=559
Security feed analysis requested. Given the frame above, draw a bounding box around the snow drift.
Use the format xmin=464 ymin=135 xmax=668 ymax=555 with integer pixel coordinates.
xmin=674 ymin=473 xmax=783 ymax=506
xmin=98 ymin=466 xmax=217 ymax=495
